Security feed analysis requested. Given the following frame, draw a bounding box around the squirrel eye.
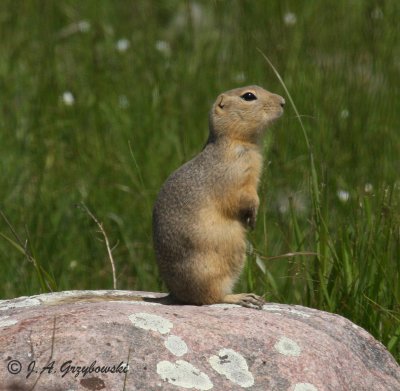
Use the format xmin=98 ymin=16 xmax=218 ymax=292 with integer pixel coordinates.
xmin=240 ymin=92 xmax=257 ymax=101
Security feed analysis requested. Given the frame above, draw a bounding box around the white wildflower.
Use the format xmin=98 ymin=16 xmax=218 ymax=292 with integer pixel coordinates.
xmin=116 ymin=38 xmax=130 ymax=52
xmin=283 ymin=12 xmax=297 ymax=26
xmin=77 ymin=20 xmax=91 ymax=33
xmin=340 ymin=109 xmax=349 ymax=119
xmin=364 ymin=183 xmax=373 ymax=193
xmin=337 ymin=189 xmax=350 ymax=203
xmin=62 ymin=91 xmax=75 ymax=106
xmin=155 ymin=40 xmax=171 ymax=56
xmin=69 ymin=260 xmax=78 ymax=270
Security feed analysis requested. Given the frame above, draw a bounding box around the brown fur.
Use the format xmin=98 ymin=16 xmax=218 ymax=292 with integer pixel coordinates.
xmin=153 ymin=85 xmax=285 ymax=308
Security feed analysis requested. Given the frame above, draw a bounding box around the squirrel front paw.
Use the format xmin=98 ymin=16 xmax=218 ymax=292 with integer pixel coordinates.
xmin=239 ymin=206 xmax=257 ymax=230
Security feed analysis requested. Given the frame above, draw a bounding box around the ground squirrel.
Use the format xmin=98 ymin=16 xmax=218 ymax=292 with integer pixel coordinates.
xmin=153 ymin=85 xmax=285 ymax=309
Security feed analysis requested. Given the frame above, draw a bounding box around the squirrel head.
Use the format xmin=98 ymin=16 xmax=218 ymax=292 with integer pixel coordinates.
xmin=208 ymin=85 xmax=285 ymax=144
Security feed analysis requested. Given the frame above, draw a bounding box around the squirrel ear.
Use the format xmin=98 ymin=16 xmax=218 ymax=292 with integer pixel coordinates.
xmin=215 ymin=94 xmax=226 ymax=114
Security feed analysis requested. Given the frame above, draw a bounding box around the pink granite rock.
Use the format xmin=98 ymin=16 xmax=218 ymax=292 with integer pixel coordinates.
xmin=0 ymin=290 xmax=398 ymax=391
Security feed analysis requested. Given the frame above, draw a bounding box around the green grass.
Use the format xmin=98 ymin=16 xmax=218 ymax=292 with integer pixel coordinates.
xmin=0 ymin=1 xmax=399 ymax=362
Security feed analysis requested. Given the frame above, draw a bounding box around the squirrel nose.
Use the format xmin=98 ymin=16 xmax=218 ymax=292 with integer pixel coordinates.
xmin=280 ymin=98 xmax=286 ymax=108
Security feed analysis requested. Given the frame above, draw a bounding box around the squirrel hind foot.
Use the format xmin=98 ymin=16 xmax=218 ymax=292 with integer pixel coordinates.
xmin=222 ymin=293 xmax=265 ymax=309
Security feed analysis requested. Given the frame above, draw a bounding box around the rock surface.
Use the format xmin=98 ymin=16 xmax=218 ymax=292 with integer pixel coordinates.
xmin=0 ymin=290 xmax=399 ymax=391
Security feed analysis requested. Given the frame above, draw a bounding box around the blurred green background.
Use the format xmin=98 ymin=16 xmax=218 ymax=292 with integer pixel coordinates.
xmin=0 ymin=1 xmax=399 ymax=361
